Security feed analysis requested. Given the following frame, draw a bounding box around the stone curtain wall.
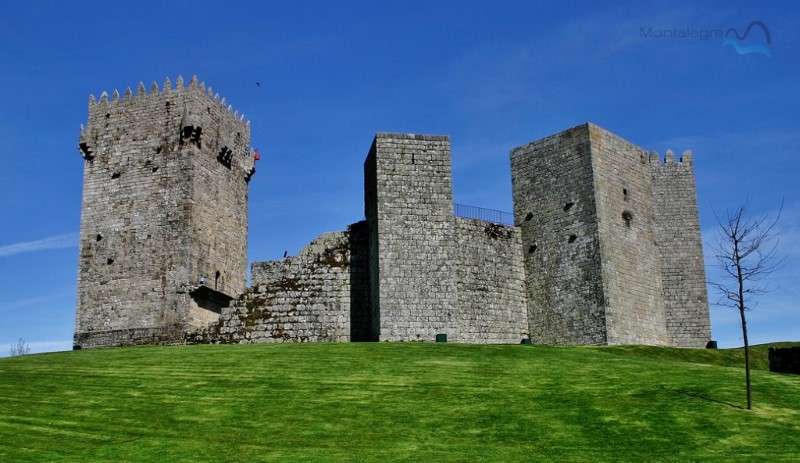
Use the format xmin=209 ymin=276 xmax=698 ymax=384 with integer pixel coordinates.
xmin=589 ymin=125 xmax=669 ymax=345
xmin=453 ymin=218 xmax=528 ymax=343
xmin=365 ymin=134 xmax=459 ymax=342
xmin=511 ymin=125 xmax=608 ymax=345
xmin=650 ymin=153 xmax=711 ymax=347
xmin=189 ymin=224 xmax=370 ymax=344
xmin=193 ymin=216 xmax=529 ymax=345
xmin=75 ymin=77 xmax=253 ymax=348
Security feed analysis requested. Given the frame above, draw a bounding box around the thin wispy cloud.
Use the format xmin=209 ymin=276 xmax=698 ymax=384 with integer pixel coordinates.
xmin=0 ymin=232 xmax=78 ymax=258
xmin=0 ymin=291 xmax=72 ymax=313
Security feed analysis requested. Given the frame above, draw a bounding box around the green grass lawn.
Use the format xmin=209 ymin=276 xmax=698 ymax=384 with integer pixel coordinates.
xmin=1 ymin=343 xmax=798 ymax=462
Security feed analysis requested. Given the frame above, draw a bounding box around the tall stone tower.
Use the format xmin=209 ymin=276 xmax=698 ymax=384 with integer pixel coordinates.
xmin=650 ymin=150 xmax=711 ymax=347
xmin=74 ymin=76 xmax=255 ymax=348
xmin=364 ymin=133 xmax=459 ymax=341
xmin=511 ymin=123 xmax=709 ymax=346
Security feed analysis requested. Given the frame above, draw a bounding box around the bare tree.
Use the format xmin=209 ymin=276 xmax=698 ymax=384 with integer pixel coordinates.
xmin=711 ymin=202 xmax=783 ymax=410
xmin=8 ymin=338 xmax=31 ymax=357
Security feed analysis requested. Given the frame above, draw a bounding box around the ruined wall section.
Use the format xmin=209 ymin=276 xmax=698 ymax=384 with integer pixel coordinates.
xmin=511 ymin=125 xmax=607 ymax=345
xmin=189 ymin=224 xmax=369 ymax=343
xmin=650 ymin=152 xmax=711 ymax=347
xmin=453 ymin=218 xmax=528 ymax=343
xmin=588 ymin=124 xmax=668 ymax=345
xmin=365 ymin=134 xmax=458 ymax=341
xmin=75 ymin=77 xmax=253 ymax=348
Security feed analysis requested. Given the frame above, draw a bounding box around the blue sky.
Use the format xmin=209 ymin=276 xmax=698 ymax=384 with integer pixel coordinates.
xmin=1 ymin=1 xmax=797 ymax=355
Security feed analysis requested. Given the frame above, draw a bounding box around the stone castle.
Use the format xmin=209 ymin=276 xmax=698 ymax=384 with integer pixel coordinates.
xmin=74 ymin=77 xmax=711 ymax=349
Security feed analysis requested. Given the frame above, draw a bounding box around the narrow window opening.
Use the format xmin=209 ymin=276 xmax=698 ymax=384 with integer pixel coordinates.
xmin=563 ymin=202 xmax=574 ymax=212
xmin=217 ymin=147 xmax=233 ymax=168
xmin=79 ymin=142 xmax=94 ymax=161
xmin=568 ymin=234 xmax=577 ymax=243
xmin=622 ymin=210 xmax=633 ymax=228
xmin=214 ymin=271 xmax=221 ymax=290
xmin=95 ymin=234 xmax=102 ymax=242
xmin=156 ymin=146 xmax=162 ymax=154
xmin=623 ymin=188 xmax=629 ymax=201
xmin=411 ymin=153 xmax=415 ymax=164
xmin=524 ymin=212 xmax=534 ymax=222
xmin=180 ymin=126 xmax=202 ymax=148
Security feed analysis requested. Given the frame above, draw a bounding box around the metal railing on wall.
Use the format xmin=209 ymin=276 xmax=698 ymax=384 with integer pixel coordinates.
xmin=454 ymin=203 xmax=515 ymax=226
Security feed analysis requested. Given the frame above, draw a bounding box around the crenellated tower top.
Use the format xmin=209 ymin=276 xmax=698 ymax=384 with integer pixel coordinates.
xmin=79 ymin=75 xmax=256 ymax=181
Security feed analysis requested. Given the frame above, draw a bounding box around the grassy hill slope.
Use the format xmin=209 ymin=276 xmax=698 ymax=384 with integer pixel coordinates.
xmin=1 ymin=343 xmax=798 ymax=462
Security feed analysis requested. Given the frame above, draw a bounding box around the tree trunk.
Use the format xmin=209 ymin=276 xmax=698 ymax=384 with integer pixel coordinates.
xmin=739 ymin=307 xmax=752 ymax=410
xmin=734 ymin=239 xmax=752 ymax=410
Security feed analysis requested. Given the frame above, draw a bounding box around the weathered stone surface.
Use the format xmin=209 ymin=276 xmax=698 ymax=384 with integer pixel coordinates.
xmin=74 ymin=77 xmax=254 ymax=348
xmin=188 ymin=223 xmax=369 ymax=343
xmin=511 ymin=123 xmax=709 ymax=346
xmin=453 ymin=218 xmax=528 ymax=343
xmin=364 ymin=134 xmax=459 ymax=342
xmin=590 ymin=125 xmax=669 ymax=345
xmin=511 ymin=125 xmax=607 ymax=345
xmin=651 ymin=150 xmax=711 ymax=347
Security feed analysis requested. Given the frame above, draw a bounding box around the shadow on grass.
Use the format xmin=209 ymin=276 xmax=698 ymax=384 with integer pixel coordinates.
xmin=673 ymin=388 xmax=745 ymax=410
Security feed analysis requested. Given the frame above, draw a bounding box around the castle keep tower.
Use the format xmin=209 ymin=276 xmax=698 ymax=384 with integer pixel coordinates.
xmin=511 ymin=123 xmax=710 ymax=347
xmin=74 ymin=76 xmax=255 ymax=348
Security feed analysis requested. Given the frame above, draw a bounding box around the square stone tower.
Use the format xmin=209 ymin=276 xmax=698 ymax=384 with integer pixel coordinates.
xmin=511 ymin=123 xmax=709 ymax=346
xmin=74 ymin=76 xmax=255 ymax=348
xmin=364 ymin=133 xmax=459 ymax=341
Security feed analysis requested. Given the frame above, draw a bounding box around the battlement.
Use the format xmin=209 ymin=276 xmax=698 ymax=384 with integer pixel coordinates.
xmin=648 ymin=149 xmax=693 ymax=168
xmin=85 ymin=75 xmax=249 ymax=125
xmin=79 ymin=75 xmax=255 ymax=179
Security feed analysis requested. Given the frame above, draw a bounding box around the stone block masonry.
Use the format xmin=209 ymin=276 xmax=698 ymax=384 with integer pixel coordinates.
xmin=364 ymin=134 xmax=460 ymax=342
xmin=650 ymin=151 xmax=711 ymax=347
xmin=73 ymin=78 xmax=709 ymax=348
xmin=188 ymin=223 xmax=370 ymax=344
xmin=511 ymin=123 xmax=709 ymax=346
xmin=511 ymin=125 xmax=607 ymax=345
xmin=589 ymin=125 xmax=669 ymax=345
xmin=453 ymin=218 xmax=528 ymax=343
xmin=74 ymin=76 xmax=255 ymax=349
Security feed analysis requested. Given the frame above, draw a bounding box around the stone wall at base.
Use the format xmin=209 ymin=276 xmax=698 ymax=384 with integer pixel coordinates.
xmin=188 ymin=223 xmax=370 ymax=344
xmin=453 ymin=218 xmax=528 ymax=343
xmin=74 ymin=326 xmax=185 ymax=349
